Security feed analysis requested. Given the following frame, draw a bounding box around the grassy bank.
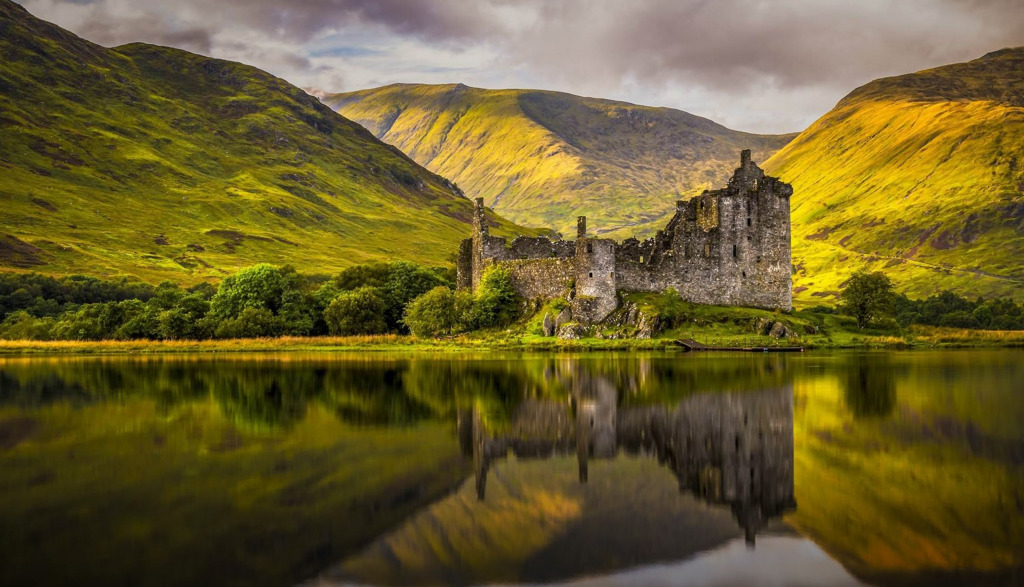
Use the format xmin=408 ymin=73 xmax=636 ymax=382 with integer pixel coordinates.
xmin=1 ymin=324 xmax=1022 ymax=355
xmin=0 ymin=334 xmax=680 ymax=355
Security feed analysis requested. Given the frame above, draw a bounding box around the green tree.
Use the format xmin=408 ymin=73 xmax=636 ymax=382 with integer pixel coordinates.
xmin=214 ymin=307 xmax=285 ymax=339
xmin=158 ymin=308 xmax=192 ymax=340
xmin=473 ymin=266 xmax=520 ymax=329
xmin=333 ymin=262 xmax=391 ymax=291
xmin=840 ymin=271 xmax=896 ymax=329
xmin=380 ymin=261 xmax=447 ymax=332
xmin=50 ymin=305 xmax=105 ymax=340
xmin=0 ymin=311 xmax=54 ymax=340
xmin=278 ymin=289 xmax=315 ymax=336
xmin=324 ymin=286 xmax=388 ymax=335
xmin=210 ymin=264 xmax=288 ymax=319
xmin=404 ymin=286 xmax=457 ymax=337
xmin=114 ymin=299 xmax=160 ymax=339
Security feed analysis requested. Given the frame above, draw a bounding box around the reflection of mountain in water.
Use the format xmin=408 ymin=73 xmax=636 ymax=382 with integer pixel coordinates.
xmin=462 ymin=369 xmax=796 ymax=545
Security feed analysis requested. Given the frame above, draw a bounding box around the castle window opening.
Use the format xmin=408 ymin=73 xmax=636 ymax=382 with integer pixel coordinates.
xmin=747 ymin=217 xmax=752 ymax=227
xmin=586 ymin=243 xmax=593 ymax=253
xmin=589 ymin=272 xmax=593 ymax=278
xmin=732 ymin=244 xmax=737 ymax=258
xmin=639 ymin=255 xmax=644 ymax=264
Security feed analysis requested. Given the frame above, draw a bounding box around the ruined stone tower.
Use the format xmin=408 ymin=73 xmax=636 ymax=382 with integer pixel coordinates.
xmin=456 ymin=150 xmax=793 ymax=321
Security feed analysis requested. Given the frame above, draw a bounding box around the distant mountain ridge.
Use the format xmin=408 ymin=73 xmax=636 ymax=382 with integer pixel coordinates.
xmin=326 ymin=84 xmax=795 ymax=238
xmin=764 ymin=47 xmax=1024 ymax=302
xmin=0 ymin=0 xmax=534 ymax=283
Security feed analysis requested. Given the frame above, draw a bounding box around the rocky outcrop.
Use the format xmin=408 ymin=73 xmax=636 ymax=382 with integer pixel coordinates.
xmin=542 ymin=313 xmax=555 ymax=336
xmin=557 ymin=322 xmax=588 ymax=340
xmin=635 ymin=312 xmax=660 ymax=339
xmin=555 ymin=306 xmax=572 ymax=330
xmin=752 ymin=317 xmax=795 ymax=338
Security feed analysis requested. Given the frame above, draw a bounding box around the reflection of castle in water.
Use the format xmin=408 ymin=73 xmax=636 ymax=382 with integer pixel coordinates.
xmin=459 ymin=373 xmax=796 ymax=545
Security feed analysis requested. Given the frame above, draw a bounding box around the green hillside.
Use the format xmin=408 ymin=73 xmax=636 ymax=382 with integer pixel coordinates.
xmin=0 ymin=0 xmax=534 ymax=285
xmin=765 ymin=48 xmax=1024 ymax=304
xmin=326 ymin=84 xmax=794 ymax=238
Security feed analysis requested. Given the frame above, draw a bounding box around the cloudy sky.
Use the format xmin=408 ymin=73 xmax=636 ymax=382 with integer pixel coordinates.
xmin=16 ymin=0 xmax=1024 ymax=133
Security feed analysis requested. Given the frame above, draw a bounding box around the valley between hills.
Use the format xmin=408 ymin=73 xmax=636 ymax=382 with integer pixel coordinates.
xmin=1 ymin=0 xmax=1023 ymax=306
xmin=330 ymin=52 xmax=1024 ymax=304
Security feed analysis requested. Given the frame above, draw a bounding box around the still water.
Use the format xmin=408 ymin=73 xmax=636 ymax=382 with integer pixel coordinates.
xmin=0 ymin=350 xmax=1022 ymax=587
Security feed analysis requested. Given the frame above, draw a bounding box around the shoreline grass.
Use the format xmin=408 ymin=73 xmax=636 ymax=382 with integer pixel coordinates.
xmin=1 ymin=325 xmax=1022 ymax=355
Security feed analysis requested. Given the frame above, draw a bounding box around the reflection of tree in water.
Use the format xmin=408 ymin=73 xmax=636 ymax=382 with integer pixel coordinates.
xmin=0 ymin=369 xmax=94 ymax=407
xmin=319 ymin=365 xmax=435 ymax=426
xmin=0 ymin=355 xmax=799 ymax=439
xmin=213 ymin=367 xmax=312 ymax=432
xmin=843 ymin=355 xmax=897 ymax=419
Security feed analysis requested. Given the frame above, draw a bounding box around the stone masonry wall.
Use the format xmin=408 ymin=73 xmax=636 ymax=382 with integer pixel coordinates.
xmin=499 ymin=258 xmax=575 ymax=300
xmin=456 ymin=151 xmax=793 ymax=322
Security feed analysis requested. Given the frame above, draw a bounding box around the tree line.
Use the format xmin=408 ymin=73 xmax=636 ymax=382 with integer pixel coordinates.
xmin=3 ymin=266 xmax=1021 ymax=341
xmin=835 ymin=271 xmax=1024 ymax=330
xmin=0 ymin=262 xmax=521 ymax=341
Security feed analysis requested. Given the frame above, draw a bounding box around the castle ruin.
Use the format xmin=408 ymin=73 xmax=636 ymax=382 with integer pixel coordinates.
xmin=456 ymin=150 xmax=793 ymax=322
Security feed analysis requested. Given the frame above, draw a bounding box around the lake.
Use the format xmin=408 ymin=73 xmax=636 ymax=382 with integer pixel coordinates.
xmin=1 ymin=350 xmax=1022 ymax=586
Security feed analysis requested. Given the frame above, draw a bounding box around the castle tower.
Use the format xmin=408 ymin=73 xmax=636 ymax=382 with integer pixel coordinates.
xmin=473 ymin=197 xmax=488 ymax=238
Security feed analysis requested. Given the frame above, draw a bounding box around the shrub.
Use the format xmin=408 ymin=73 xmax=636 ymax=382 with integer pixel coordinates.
xmin=158 ymin=308 xmax=192 ymax=340
xmin=50 ymin=305 xmax=105 ymax=340
xmin=938 ymin=310 xmax=980 ymax=329
xmin=404 ymin=286 xmax=476 ymax=337
xmin=651 ymin=288 xmax=686 ymax=327
xmin=214 ymin=307 xmax=285 ymax=339
xmin=324 ymin=286 xmax=388 ymax=335
xmin=0 ymin=311 xmax=54 ymax=340
xmin=115 ymin=301 xmax=161 ymax=340
xmin=473 ymin=266 xmax=520 ymax=328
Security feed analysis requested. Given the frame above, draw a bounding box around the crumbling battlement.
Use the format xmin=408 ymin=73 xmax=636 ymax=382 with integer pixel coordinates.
xmin=456 ymin=150 xmax=793 ymax=322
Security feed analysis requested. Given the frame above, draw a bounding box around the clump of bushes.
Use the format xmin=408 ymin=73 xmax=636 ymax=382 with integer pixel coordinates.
xmin=403 ymin=266 xmax=520 ymax=338
xmin=0 ymin=260 xmax=451 ymax=341
xmin=324 ymin=286 xmax=388 ymax=335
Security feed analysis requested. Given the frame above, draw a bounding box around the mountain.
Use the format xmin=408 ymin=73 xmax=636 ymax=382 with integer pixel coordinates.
xmin=0 ymin=0 xmax=535 ymax=284
xmin=325 ymin=84 xmax=795 ymax=238
xmin=764 ymin=48 xmax=1024 ymax=303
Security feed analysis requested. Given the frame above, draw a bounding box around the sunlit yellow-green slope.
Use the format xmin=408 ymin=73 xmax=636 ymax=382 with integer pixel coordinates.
xmin=764 ymin=48 xmax=1024 ymax=304
xmin=0 ymin=0 xmax=536 ymax=284
xmin=326 ymin=84 xmax=794 ymax=238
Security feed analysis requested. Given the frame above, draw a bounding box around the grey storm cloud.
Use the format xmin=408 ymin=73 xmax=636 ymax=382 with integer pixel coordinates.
xmin=77 ymin=13 xmax=213 ymax=54
xmin=16 ymin=0 xmax=1024 ymax=132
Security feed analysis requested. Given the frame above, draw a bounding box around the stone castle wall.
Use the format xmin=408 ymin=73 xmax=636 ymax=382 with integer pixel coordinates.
xmin=456 ymin=150 xmax=792 ymax=322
